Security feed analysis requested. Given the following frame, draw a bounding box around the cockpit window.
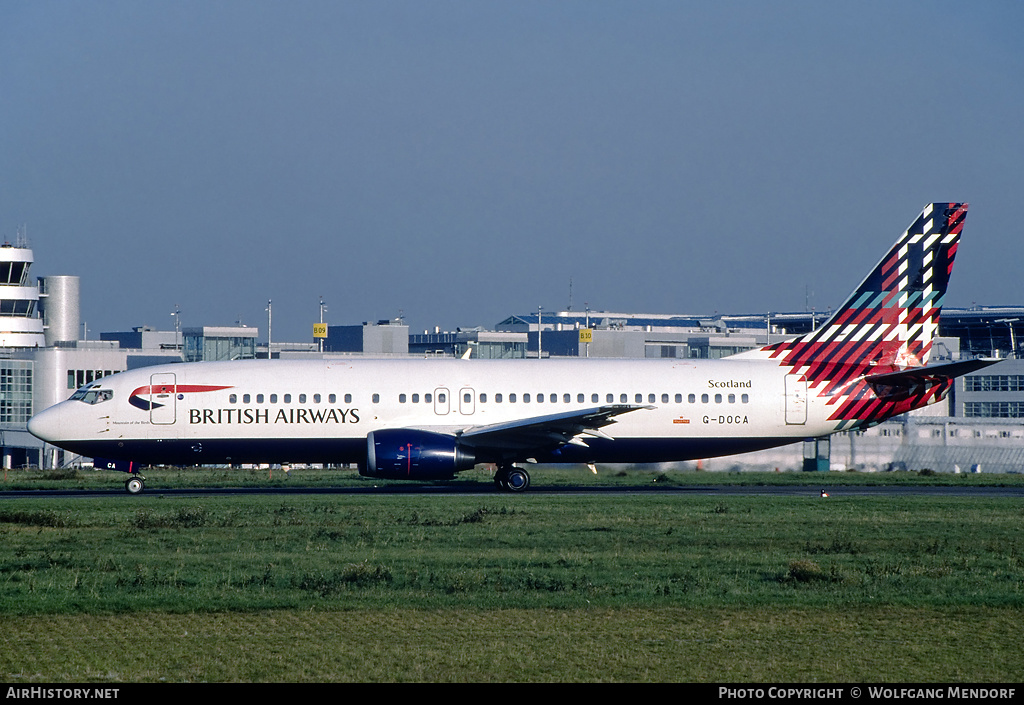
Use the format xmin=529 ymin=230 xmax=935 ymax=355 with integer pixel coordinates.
xmin=71 ymin=387 xmax=113 ymax=405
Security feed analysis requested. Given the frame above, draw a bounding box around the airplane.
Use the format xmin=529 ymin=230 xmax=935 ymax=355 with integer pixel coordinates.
xmin=28 ymin=202 xmax=998 ymax=493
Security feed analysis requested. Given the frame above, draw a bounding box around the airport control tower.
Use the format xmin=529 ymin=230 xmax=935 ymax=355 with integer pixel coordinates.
xmin=0 ymin=238 xmax=46 ymax=347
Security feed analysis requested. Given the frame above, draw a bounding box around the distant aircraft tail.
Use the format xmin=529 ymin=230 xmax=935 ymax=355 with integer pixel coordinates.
xmin=735 ymin=203 xmax=990 ymax=428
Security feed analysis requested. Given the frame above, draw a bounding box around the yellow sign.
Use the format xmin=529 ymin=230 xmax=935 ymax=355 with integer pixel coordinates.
xmin=313 ymin=323 xmax=327 ymax=338
xmin=579 ymin=328 xmax=593 ymax=343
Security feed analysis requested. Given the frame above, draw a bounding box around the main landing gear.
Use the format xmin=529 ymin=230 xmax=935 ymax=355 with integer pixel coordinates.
xmin=125 ymin=474 xmax=146 ymax=494
xmin=493 ymin=464 xmax=530 ymax=492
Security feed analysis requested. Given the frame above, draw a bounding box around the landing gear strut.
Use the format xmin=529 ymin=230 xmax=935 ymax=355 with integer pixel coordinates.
xmin=494 ymin=464 xmax=530 ymax=492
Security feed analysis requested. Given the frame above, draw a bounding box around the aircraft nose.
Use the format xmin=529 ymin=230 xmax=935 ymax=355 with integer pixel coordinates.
xmin=28 ymin=404 xmax=65 ymax=443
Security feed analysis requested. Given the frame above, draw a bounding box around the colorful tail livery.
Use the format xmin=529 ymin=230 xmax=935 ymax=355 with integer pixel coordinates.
xmin=737 ymin=202 xmax=979 ymax=429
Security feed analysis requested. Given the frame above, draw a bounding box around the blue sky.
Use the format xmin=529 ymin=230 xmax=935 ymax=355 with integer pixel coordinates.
xmin=2 ymin=1 xmax=1022 ymax=342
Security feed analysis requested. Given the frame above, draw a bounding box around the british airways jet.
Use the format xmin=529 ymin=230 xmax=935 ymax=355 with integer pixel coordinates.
xmin=28 ymin=203 xmax=996 ymax=493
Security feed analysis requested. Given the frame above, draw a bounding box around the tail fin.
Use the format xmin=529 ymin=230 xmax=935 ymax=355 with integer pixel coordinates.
xmin=740 ymin=203 xmax=971 ymax=427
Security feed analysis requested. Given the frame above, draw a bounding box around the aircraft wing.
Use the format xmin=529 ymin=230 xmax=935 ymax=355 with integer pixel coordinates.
xmin=454 ymin=404 xmax=654 ymax=452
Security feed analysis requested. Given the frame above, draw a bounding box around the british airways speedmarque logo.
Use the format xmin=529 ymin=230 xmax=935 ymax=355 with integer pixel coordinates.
xmin=129 ymin=384 xmax=233 ymax=411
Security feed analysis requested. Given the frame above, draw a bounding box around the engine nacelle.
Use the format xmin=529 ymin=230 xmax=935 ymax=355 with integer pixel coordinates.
xmin=362 ymin=429 xmax=477 ymax=480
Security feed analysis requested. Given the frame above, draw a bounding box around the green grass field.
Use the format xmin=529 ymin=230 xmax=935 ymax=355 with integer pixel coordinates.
xmin=1 ymin=470 xmax=1022 ymax=681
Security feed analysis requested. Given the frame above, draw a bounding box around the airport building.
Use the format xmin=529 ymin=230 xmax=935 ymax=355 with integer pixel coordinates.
xmin=409 ymin=329 xmax=527 ymax=359
xmin=323 ymin=320 xmax=410 ymax=356
xmin=1 ymin=234 xmax=1023 ymax=472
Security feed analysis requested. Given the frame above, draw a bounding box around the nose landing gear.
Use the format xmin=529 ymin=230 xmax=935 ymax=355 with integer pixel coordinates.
xmin=125 ymin=474 xmax=146 ymax=494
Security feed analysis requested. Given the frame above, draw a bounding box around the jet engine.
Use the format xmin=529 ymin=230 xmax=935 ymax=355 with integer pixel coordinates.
xmin=362 ymin=429 xmax=477 ymax=480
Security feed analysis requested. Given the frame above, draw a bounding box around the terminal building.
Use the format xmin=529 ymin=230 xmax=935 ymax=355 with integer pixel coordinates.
xmin=1 ymin=235 xmax=1023 ymax=473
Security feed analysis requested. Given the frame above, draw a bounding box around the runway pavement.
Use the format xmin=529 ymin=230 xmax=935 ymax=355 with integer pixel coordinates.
xmin=2 ymin=482 xmax=1023 ymax=499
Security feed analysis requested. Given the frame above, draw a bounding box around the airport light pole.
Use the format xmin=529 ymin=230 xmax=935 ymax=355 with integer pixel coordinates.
xmin=266 ymin=299 xmax=272 ymax=359
xmin=171 ymin=305 xmax=181 ymax=354
xmin=995 ymin=318 xmax=1019 ymax=358
xmin=538 ymin=305 xmax=542 ymax=360
xmin=319 ymin=296 xmax=326 ymax=353
xmin=585 ymin=303 xmax=590 ymax=358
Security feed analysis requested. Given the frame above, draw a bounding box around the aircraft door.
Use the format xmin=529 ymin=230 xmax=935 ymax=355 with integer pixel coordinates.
xmin=785 ymin=374 xmax=807 ymax=425
xmin=459 ymin=388 xmax=475 ymax=415
xmin=434 ymin=388 xmax=450 ymax=415
xmin=150 ymin=373 xmax=177 ymax=425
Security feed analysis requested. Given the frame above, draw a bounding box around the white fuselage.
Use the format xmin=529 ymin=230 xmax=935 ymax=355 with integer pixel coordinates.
xmin=28 ymin=356 xmax=838 ymax=467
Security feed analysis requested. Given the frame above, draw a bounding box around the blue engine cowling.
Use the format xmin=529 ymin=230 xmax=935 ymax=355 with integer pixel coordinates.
xmin=362 ymin=429 xmax=477 ymax=480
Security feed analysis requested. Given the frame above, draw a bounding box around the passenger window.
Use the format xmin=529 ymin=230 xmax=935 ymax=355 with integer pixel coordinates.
xmin=399 ymin=394 xmax=407 ymax=403
xmin=412 ymin=394 xmax=420 ymax=403
xmin=299 ymin=394 xmax=306 ymax=404
xmin=591 ymin=394 xmax=598 ymax=403
xmin=329 ymin=394 xmax=336 ymax=404
xmin=701 ymin=394 xmax=709 ymax=403
xmin=438 ymin=393 xmax=446 ymax=403
xmin=536 ymin=393 xmax=543 ymax=403
xmin=635 ymin=394 xmax=643 ymax=403
xmin=284 ymin=394 xmax=292 ymax=403
xmin=372 ymin=394 xmax=380 ymax=403
xmin=550 ymin=394 xmax=557 ymax=403
xmin=229 ymin=394 xmax=237 ymax=404
xmin=495 ymin=393 xmax=503 ymax=403
xmin=607 ymin=394 xmax=614 ymax=403
xmin=243 ymin=394 xmax=251 ymax=403
xmin=256 ymin=394 xmax=264 ymax=403
xmin=715 ymin=394 xmax=722 ymax=403
xmin=270 ymin=394 xmax=278 ymax=403
xmin=688 ymin=394 xmax=695 ymax=403
xmin=425 ymin=393 xmax=432 ymax=403
xmin=314 ymin=394 xmax=321 ymax=404
xmin=524 ymin=393 xmax=531 ymax=403
xmin=662 ymin=394 xmax=669 ymax=403
xmin=344 ymin=394 xmax=352 ymax=404
xmin=742 ymin=394 xmax=749 ymax=403
xmin=480 ymin=393 xmax=487 ymax=403
xmin=728 ymin=394 xmax=735 ymax=403
xmin=509 ymin=393 xmax=516 ymax=403
xmin=620 ymin=394 xmax=627 ymax=403
xmin=577 ymin=394 xmax=584 ymax=403
xmin=464 ymin=393 xmax=471 ymax=403
xmin=675 ymin=394 xmax=682 ymax=403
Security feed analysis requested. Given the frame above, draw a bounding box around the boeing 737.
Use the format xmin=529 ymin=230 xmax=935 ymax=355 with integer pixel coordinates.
xmin=28 ymin=203 xmax=996 ymax=493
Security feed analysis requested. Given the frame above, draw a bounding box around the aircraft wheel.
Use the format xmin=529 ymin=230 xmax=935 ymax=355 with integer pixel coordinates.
xmin=504 ymin=467 xmax=530 ymax=492
xmin=125 ymin=476 xmax=145 ymax=495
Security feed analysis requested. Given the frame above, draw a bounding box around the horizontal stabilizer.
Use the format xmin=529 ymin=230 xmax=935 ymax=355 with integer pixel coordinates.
xmin=865 ymin=357 xmax=1001 ymax=391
